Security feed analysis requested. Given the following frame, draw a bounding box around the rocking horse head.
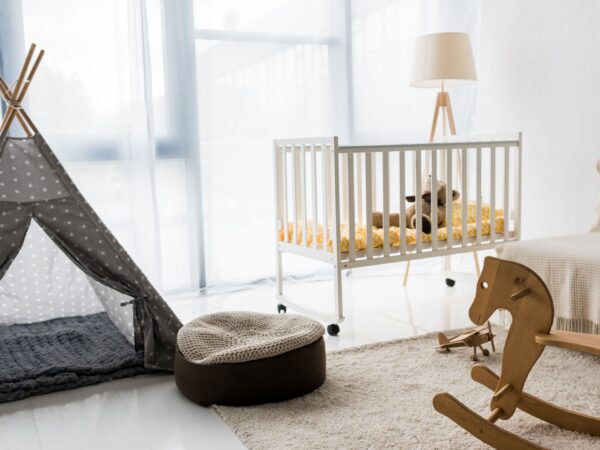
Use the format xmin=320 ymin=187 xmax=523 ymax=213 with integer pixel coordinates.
xmin=469 ymin=256 xmax=554 ymax=331
xmin=469 ymin=257 xmax=555 ymax=418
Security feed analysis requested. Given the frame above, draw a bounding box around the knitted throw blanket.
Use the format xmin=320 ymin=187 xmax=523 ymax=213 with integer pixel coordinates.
xmin=0 ymin=312 xmax=152 ymax=403
xmin=177 ymin=312 xmax=325 ymax=365
xmin=497 ymin=234 xmax=600 ymax=334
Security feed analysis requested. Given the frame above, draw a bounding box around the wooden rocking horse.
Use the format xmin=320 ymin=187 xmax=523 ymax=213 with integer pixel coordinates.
xmin=433 ymin=256 xmax=600 ymax=449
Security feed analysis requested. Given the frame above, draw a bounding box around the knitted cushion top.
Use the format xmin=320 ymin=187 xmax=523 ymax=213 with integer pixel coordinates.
xmin=177 ymin=312 xmax=325 ymax=365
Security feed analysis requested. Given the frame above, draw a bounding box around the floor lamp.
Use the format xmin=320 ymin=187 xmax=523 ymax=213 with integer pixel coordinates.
xmin=403 ymin=32 xmax=478 ymax=286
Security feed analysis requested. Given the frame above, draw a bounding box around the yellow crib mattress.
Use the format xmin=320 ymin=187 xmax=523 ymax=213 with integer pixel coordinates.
xmin=278 ymin=201 xmax=505 ymax=253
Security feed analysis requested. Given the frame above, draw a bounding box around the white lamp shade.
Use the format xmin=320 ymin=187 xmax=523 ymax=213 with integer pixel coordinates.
xmin=410 ymin=32 xmax=477 ymax=88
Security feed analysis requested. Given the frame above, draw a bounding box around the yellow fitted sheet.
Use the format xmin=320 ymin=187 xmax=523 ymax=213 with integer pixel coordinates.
xmin=278 ymin=201 xmax=505 ymax=253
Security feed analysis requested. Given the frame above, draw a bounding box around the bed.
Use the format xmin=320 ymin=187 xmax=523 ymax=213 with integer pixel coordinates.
xmin=497 ymin=233 xmax=600 ymax=334
xmin=274 ymin=135 xmax=522 ymax=333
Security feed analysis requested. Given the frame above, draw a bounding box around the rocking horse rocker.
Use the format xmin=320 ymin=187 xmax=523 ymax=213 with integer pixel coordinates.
xmin=433 ymin=257 xmax=600 ymax=449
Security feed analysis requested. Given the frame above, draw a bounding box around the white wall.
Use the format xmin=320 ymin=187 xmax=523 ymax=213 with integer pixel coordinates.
xmin=477 ymin=0 xmax=600 ymax=238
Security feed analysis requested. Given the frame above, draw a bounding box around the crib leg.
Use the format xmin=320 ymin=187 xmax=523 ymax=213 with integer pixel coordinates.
xmin=275 ymin=250 xmax=283 ymax=296
xmin=473 ymin=251 xmax=481 ymax=277
xmin=333 ymin=265 xmax=343 ymax=321
xmin=403 ymin=261 xmax=411 ymax=287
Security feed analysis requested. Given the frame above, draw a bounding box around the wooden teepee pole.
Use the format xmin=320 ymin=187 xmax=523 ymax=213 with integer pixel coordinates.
xmin=0 ymin=44 xmax=36 ymax=133
xmin=1 ymin=47 xmax=44 ymax=135
xmin=0 ymin=77 xmax=32 ymax=136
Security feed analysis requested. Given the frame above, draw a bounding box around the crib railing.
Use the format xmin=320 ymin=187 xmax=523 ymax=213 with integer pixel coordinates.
xmin=274 ymin=134 xmax=522 ymax=269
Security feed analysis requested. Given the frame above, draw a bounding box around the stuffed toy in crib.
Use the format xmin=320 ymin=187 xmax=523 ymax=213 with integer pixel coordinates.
xmin=372 ymin=177 xmax=460 ymax=234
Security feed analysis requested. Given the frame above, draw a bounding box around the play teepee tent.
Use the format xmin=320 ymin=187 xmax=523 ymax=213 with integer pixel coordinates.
xmin=0 ymin=44 xmax=181 ymax=401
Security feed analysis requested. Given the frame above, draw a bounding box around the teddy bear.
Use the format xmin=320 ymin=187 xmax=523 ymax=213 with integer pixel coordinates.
xmin=372 ymin=177 xmax=460 ymax=234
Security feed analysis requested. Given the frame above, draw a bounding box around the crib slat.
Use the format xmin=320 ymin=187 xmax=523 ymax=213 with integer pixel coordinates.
xmin=290 ymin=145 xmax=299 ymax=244
xmin=274 ymin=144 xmax=283 ymax=295
xmin=504 ymin=146 xmax=510 ymax=241
xmin=490 ymin=146 xmax=496 ymax=243
xmin=321 ymin=144 xmax=329 ymax=250
xmin=274 ymin=144 xmax=282 ymax=220
xmin=461 ymin=148 xmax=468 ymax=247
xmin=332 ymin=140 xmax=342 ymax=258
xmin=516 ymin=134 xmax=523 ymax=240
xmin=281 ymin=145 xmax=288 ymax=242
xmin=514 ymin=133 xmax=523 ymax=239
xmin=347 ymin=153 xmax=356 ymax=261
xmin=382 ymin=152 xmax=390 ymax=256
xmin=311 ymin=145 xmax=318 ymax=249
xmin=371 ymin=153 xmax=377 ymax=208
xmin=446 ymin=149 xmax=453 ymax=249
xmin=476 ymin=147 xmax=482 ymax=245
xmin=415 ymin=150 xmax=422 ymax=253
xmin=324 ymin=146 xmax=334 ymax=226
xmin=431 ymin=149 xmax=438 ymax=251
xmin=399 ymin=151 xmax=407 ymax=255
xmin=357 ymin=154 xmax=364 ymax=225
xmin=295 ymin=146 xmax=303 ymax=229
xmin=365 ymin=153 xmax=373 ymax=259
xmin=341 ymin=153 xmax=349 ymax=224
xmin=301 ymin=144 xmax=308 ymax=246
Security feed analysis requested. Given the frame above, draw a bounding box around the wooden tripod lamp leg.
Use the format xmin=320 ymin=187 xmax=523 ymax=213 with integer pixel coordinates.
xmin=444 ymin=92 xmax=457 ymax=135
xmin=428 ymin=90 xmax=457 ymax=280
xmin=402 ymin=92 xmax=441 ymax=287
xmin=428 ymin=88 xmax=482 ymax=281
xmin=403 ymin=261 xmax=410 ymax=287
xmin=429 ymin=93 xmax=442 ymax=143
xmin=473 ymin=251 xmax=481 ymax=277
xmin=441 ymin=91 xmax=483 ymax=277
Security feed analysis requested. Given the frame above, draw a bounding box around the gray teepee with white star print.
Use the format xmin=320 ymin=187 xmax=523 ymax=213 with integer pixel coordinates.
xmin=0 ymin=44 xmax=181 ymax=371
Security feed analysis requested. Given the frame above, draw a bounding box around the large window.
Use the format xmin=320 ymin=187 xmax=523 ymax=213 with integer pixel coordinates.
xmin=5 ymin=0 xmax=479 ymax=291
xmin=17 ymin=0 xmax=196 ymax=291
xmin=193 ymin=0 xmax=351 ymax=284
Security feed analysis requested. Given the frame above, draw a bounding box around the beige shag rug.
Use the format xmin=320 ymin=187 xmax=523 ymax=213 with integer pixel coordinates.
xmin=213 ymin=328 xmax=600 ymax=449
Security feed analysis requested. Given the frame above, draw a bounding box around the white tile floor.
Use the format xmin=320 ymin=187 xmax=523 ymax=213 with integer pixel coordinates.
xmin=0 ymin=262 xmax=483 ymax=450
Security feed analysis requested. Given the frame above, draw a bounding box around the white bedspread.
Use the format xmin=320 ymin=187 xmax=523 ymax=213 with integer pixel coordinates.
xmin=496 ymin=234 xmax=600 ymax=333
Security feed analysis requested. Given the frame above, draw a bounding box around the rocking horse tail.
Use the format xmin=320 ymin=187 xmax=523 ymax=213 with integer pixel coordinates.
xmin=433 ymin=393 xmax=545 ymax=450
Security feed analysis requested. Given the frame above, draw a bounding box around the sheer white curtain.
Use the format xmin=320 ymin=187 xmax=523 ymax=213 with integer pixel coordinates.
xmin=193 ymin=0 xmax=350 ymax=285
xmin=1 ymin=0 xmax=198 ymax=292
xmin=2 ymin=0 xmax=480 ymax=291
xmin=195 ymin=0 xmax=480 ymax=285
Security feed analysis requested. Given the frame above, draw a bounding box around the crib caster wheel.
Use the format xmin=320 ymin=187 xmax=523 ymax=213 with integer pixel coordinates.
xmin=327 ymin=324 xmax=340 ymax=336
xmin=277 ymin=304 xmax=287 ymax=314
xmin=482 ymin=348 xmax=490 ymax=357
xmin=445 ymin=278 xmax=456 ymax=287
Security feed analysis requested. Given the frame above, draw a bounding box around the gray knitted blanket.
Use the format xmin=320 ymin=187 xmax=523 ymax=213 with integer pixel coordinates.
xmin=0 ymin=312 xmax=152 ymax=403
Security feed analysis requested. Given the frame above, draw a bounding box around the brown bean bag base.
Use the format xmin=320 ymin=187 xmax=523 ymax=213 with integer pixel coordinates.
xmin=175 ymin=337 xmax=326 ymax=406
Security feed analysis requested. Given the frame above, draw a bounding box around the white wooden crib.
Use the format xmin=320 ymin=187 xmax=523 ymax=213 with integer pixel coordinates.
xmin=274 ymin=134 xmax=522 ymax=335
